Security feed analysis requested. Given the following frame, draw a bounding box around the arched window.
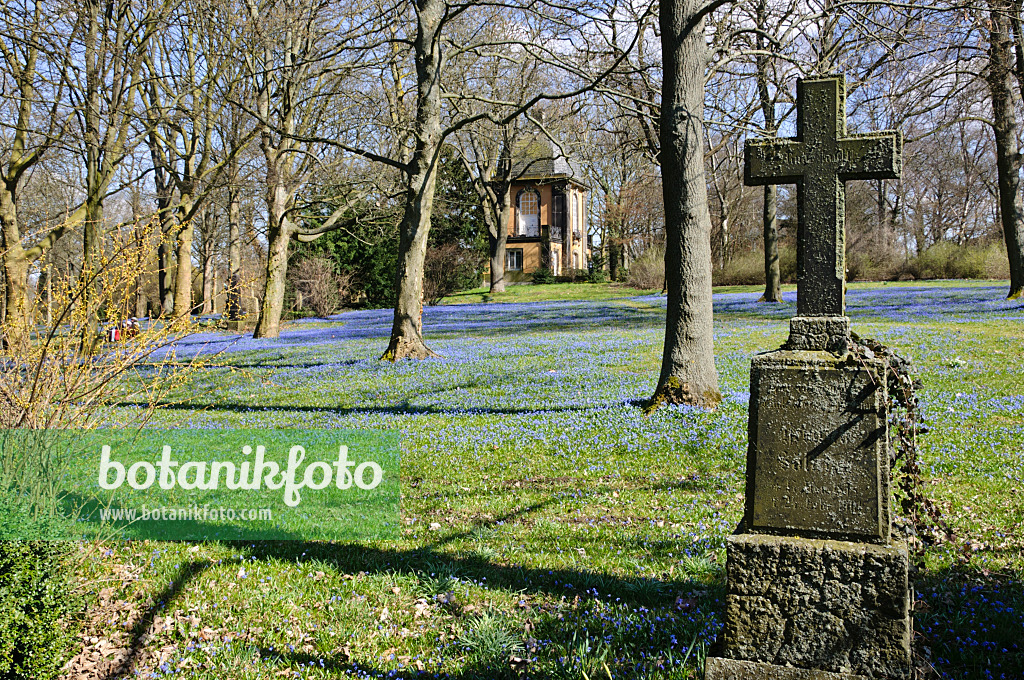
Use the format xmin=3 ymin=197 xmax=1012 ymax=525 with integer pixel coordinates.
xmin=517 ymin=189 xmax=540 ymax=237
xmin=572 ymin=193 xmax=581 ymax=238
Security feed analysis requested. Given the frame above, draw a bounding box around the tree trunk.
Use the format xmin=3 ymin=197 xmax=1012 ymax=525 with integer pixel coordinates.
xmin=0 ymin=187 xmax=31 ymax=349
xmin=719 ymin=198 xmax=729 ymax=272
xmin=650 ymin=0 xmax=721 ymax=408
xmin=760 ymin=184 xmax=782 ymax=302
xmin=754 ymin=9 xmax=782 ymax=304
xmin=875 ymin=179 xmax=887 ymax=250
xmin=487 ymin=198 xmax=510 ymax=293
xmin=609 ymin=241 xmax=620 ymax=281
xmin=201 ymin=251 xmax=214 ymax=314
xmin=488 ymin=230 xmax=507 ymax=293
xmin=226 ymin=186 xmax=242 ymax=319
xmin=80 ymin=197 xmax=103 ymax=353
xmin=382 ymin=0 xmax=444 ymax=361
xmin=158 ymin=239 xmax=174 ymax=315
xmin=253 ymin=185 xmax=291 ymax=339
xmin=987 ymin=0 xmax=1024 ymax=299
xmin=173 ymin=197 xmax=195 ymax=318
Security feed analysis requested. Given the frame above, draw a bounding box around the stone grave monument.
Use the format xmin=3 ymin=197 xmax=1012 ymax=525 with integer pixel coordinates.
xmin=704 ymin=75 xmax=912 ymax=680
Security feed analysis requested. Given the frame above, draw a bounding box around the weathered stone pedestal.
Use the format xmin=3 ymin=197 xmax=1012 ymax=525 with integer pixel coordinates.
xmin=707 ymin=535 xmax=911 ymax=679
xmin=706 ymin=317 xmax=912 ymax=680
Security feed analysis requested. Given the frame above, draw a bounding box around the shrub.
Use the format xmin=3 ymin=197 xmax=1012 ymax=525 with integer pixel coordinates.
xmin=530 ymin=268 xmax=555 ymax=285
xmin=845 ymin=245 xmax=901 ymax=282
xmin=554 ymin=268 xmax=590 ymax=284
xmin=423 ymin=243 xmax=483 ymax=304
xmin=0 ymin=541 xmax=81 ymax=680
xmin=904 ymin=242 xmax=988 ymax=280
xmin=779 ymin=244 xmax=797 ymax=283
xmin=983 ymin=242 xmax=1011 ymax=279
xmin=586 ymin=267 xmax=608 ymax=283
xmin=713 ymin=250 xmax=764 ymax=286
xmin=711 ymin=246 xmax=799 ymax=287
xmin=626 ymin=245 xmax=664 ymax=290
xmin=288 ymin=256 xmax=351 ymax=318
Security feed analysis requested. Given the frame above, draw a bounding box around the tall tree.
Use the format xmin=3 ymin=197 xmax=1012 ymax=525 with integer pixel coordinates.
xmin=376 ymin=0 xmax=649 ymax=359
xmin=652 ymin=0 xmax=721 ymax=407
xmin=72 ymin=0 xmax=169 ymax=349
xmin=0 ymin=0 xmax=76 ymax=348
xmin=240 ymin=0 xmax=375 ymax=339
xmin=986 ymin=0 xmax=1024 ymax=298
xmin=144 ymin=0 xmax=251 ymax=318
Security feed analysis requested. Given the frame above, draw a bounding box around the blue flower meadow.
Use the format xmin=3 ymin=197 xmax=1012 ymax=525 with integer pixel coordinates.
xmin=100 ymin=282 xmax=1023 ymax=679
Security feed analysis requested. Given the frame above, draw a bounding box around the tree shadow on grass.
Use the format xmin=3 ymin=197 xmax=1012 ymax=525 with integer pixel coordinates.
xmin=111 ymin=399 xmax=615 ymax=418
xmin=98 ymin=500 xmax=721 ymax=679
xmin=913 ymin=563 xmax=1023 ymax=679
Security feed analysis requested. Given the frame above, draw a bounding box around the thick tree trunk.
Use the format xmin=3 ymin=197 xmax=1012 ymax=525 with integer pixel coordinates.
xmin=382 ymin=171 xmax=439 ymax=359
xmin=488 ymin=230 xmax=507 ymax=293
xmin=0 ymin=188 xmax=31 ymax=349
xmin=760 ymin=184 xmax=782 ymax=302
xmin=987 ymin=0 xmax=1024 ymax=299
xmin=201 ymin=252 xmax=214 ymax=314
xmin=253 ymin=186 xmax=291 ymax=339
xmin=174 ymin=221 xmax=194 ymax=317
xmin=487 ymin=199 xmax=510 ymax=293
xmin=650 ymin=0 xmax=721 ymax=408
xmin=173 ymin=196 xmax=195 ymax=318
xmin=382 ymin=0 xmax=444 ymax=361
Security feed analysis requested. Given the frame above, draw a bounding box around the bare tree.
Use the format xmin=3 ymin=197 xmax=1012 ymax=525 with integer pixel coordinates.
xmin=238 ymin=0 xmax=377 ymax=339
xmin=0 ymin=0 xmax=76 ymax=347
xmin=985 ymin=0 xmax=1024 ymax=298
xmin=373 ymin=0 xmax=650 ymax=360
xmin=143 ymin=0 xmax=254 ymax=318
xmin=69 ymin=0 xmax=171 ymax=349
xmin=650 ymin=0 xmax=721 ymax=407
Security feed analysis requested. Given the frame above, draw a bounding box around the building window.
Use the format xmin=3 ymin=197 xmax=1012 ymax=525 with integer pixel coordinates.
xmin=574 ymin=192 xmax=584 ymax=239
xmin=573 ymin=253 xmax=579 ymax=269
xmin=517 ymin=189 xmax=540 ymax=237
xmin=552 ymin=191 xmax=566 ymax=242
xmin=506 ymin=248 xmax=523 ymax=271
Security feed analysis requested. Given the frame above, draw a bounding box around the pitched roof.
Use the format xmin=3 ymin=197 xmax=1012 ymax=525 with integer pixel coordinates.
xmin=510 ymin=133 xmax=587 ymax=186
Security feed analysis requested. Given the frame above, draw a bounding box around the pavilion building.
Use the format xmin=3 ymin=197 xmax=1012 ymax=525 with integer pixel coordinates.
xmin=502 ymin=135 xmax=590 ymax=280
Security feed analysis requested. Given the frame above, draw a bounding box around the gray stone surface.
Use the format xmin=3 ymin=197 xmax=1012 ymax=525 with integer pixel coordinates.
xmin=706 ymin=658 xmax=867 ymax=680
xmin=745 ymin=350 xmax=890 ymax=542
xmin=744 ymin=76 xmax=901 ymax=318
xmin=716 ymin=534 xmax=911 ymax=679
xmin=784 ymin=316 xmax=850 ymax=353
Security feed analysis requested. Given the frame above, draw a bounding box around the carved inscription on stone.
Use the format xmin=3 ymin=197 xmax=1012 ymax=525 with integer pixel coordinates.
xmin=748 ymin=360 xmax=888 ymax=541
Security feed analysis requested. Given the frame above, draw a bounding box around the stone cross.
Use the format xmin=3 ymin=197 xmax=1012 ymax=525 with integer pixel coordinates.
xmin=745 ymin=75 xmax=902 ymax=317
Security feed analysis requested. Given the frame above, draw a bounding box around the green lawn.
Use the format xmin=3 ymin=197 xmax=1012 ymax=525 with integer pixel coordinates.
xmin=65 ymin=281 xmax=1023 ymax=679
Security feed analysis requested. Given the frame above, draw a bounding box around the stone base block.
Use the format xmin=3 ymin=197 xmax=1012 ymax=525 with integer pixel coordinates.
xmin=223 ymin=320 xmax=246 ymax=331
xmin=706 ymin=657 xmax=866 ymax=680
xmin=714 ymin=534 xmax=911 ymax=679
